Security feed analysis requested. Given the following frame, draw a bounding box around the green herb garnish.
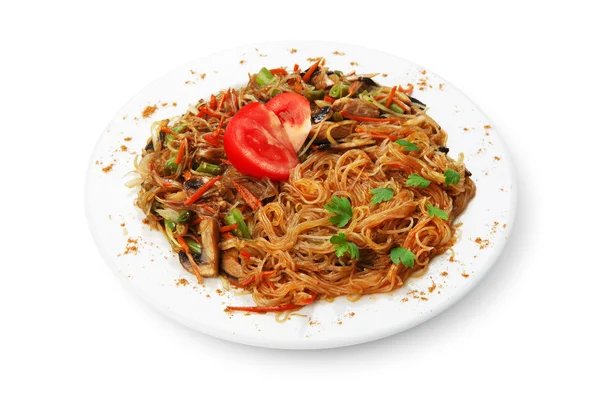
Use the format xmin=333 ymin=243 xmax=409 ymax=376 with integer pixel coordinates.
xmin=390 ymin=246 xmax=416 ymax=268
xmin=330 ymin=233 xmax=359 ymax=259
xmin=370 ymin=188 xmax=394 ymax=205
xmin=406 ymin=174 xmax=431 ymax=188
xmin=324 ymin=196 xmax=353 ymax=228
xmin=395 ymin=139 xmax=419 ymax=152
xmin=426 ymin=204 xmax=449 ymax=220
xmin=444 ymin=169 xmax=461 ymax=186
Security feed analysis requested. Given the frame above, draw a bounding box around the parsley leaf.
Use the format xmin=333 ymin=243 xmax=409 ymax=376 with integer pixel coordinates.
xmin=324 ymin=196 xmax=353 ymax=227
xmin=370 ymin=187 xmax=394 ymax=205
xmin=390 ymin=246 xmax=416 ymax=268
xmin=406 ymin=174 xmax=431 ymax=188
xmin=427 ymin=204 xmax=449 ymax=220
xmin=395 ymin=139 xmax=420 ymax=152
xmin=444 ymin=169 xmax=461 ymax=186
xmin=330 ymin=233 xmax=360 ymax=259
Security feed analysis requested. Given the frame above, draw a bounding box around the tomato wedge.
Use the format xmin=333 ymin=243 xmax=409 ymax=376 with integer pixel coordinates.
xmin=266 ymin=92 xmax=311 ymax=152
xmin=224 ymin=102 xmax=299 ymax=181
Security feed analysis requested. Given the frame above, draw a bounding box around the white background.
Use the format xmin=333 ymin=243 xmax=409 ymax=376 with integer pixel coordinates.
xmin=1 ymin=1 xmax=598 ymax=399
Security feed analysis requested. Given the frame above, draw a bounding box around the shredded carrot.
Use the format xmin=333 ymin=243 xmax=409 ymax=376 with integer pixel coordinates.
xmin=210 ymin=94 xmax=217 ymax=110
xmin=398 ymin=84 xmax=414 ymax=95
xmin=220 ymin=233 xmax=234 ymax=240
xmin=219 ymin=223 xmax=238 ymax=233
xmin=324 ymin=95 xmax=335 ymax=103
xmin=231 ymin=181 xmax=262 ymax=211
xmin=190 ymin=217 xmax=203 ymax=225
xmin=302 ymin=60 xmax=320 ymax=83
xmin=160 ymin=126 xmax=174 ymax=135
xmin=176 ymin=236 xmax=190 ymax=253
xmin=217 ymin=89 xmax=229 ymax=112
xmin=220 ymin=158 xmax=232 ymax=165
xmin=240 ymin=250 xmax=252 ymax=259
xmin=392 ymin=97 xmax=411 ymax=112
xmin=386 ymin=86 xmax=397 ymax=108
xmin=348 ymin=81 xmax=362 ymax=96
xmin=340 ymin=111 xmax=398 ymax=123
xmin=229 ymin=90 xmax=237 ymax=114
xmin=374 ymin=94 xmax=387 ymax=101
xmin=294 ymin=75 xmax=303 ymax=92
xmin=293 ymin=64 xmax=299 ymax=72
xmin=204 ymin=133 xmax=221 ymax=147
xmin=175 ymin=138 xmax=186 ymax=164
xmin=183 ymin=176 xmax=223 ymax=206
xmin=198 ymin=106 xmax=224 ymax=118
xmin=269 ymin=68 xmax=288 ymax=76
xmin=183 ymin=171 xmax=192 ymax=181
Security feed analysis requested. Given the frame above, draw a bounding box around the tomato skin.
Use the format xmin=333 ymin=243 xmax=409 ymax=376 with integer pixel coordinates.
xmin=266 ymin=93 xmax=312 ymax=152
xmin=224 ymin=102 xmax=299 ymax=181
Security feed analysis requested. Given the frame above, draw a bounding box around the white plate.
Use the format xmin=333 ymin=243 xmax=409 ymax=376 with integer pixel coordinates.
xmin=85 ymin=41 xmax=516 ymax=349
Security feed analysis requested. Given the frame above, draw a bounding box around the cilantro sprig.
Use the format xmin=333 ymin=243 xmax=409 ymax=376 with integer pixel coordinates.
xmin=324 ymin=196 xmax=353 ymax=228
xmin=390 ymin=246 xmax=416 ymax=268
xmin=444 ymin=169 xmax=461 ymax=186
xmin=330 ymin=233 xmax=359 ymax=259
xmin=395 ymin=139 xmax=420 ymax=152
xmin=370 ymin=187 xmax=394 ymax=205
xmin=427 ymin=204 xmax=449 ymax=220
xmin=406 ymin=174 xmax=431 ymax=188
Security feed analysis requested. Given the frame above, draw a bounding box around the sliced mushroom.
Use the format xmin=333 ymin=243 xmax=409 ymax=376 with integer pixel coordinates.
xmin=312 ymin=121 xmax=356 ymax=142
xmin=311 ymin=106 xmax=331 ymax=124
xmin=221 ymin=248 xmax=243 ymax=278
xmin=193 ymin=218 xmax=220 ymax=277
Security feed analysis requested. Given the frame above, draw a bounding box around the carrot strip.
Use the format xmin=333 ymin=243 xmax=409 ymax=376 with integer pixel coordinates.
xmin=269 ymin=68 xmax=288 ymax=76
xmin=294 ymin=75 xmax=303 ymax=92
xmin=160 ymin=126 xmax=174 ymax=135
xmin=386 ymin=86 xmax=397 ymax=108
xmin=374 ymin=94 xmax=387 ymax=101
xmin=217 ymin=89 xmax=229 ymax=112
xmin=220 ymin=158 xmax=232 ymax=165
xmin=392 ymin=97 xmax=411 ymax=112
xmin=210 ymin=94 xmax=217 ymax=110
xmin=175 ymin=139 xmax=186 ymax=164
xmin=226 ymin=303 xmax=300 ymax=313
xmin=239 ymin=250 xmax=252 ymax=259
xmin=220 ymin=233 xmax=234 ymax=240
xmin=293 ymin=64 xmax=299 ymax=72
xmin=198 ymin=106 xmax=225 ymax=118
xmin=324 ymin=95 xmax=335 ymax=103
xmin=190 ymin=217 xmax=203 ymax=225
xmin=176 ymin=236 xmax=190 ymax=253
xmin=219 ymin=223 xmax=238 ymax=233
xmin=398 ymin=84 xmax=414 ymax=95
xmin=302 ymin=60 xmax=320 ymax=83
xmin=231 ymin=181 xmax=262 ymax=211
xmin=340 ymin=111 xmax=399 ymax=123
xmin=204 ymin=133 xmax=221 ymax=147
xmin=183 ymin=171 xmax=192 ymax=181
xmin=183 ymin=176 xmax=223 ymax=206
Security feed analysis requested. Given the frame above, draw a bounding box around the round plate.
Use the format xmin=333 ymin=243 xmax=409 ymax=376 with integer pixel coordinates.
xmin=85 ymin=41 xmax=516 ymax=349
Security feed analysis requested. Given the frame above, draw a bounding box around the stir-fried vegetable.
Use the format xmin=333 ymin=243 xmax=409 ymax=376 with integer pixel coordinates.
xmin=256 ymin=67 xmax=276 ymax=86
xmin=224 ymin=208 xmax=251 ymax=239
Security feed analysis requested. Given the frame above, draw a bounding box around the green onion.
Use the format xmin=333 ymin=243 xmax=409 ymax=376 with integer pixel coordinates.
xmin=172 ymin=125 xmax=187 ymax=134
xmin=164 ymin=134 xmax=175 ymax=145
xmin=389 ymin=103 xmax=405 ymax=114
xmin=177 ymin=210 xmax=191 ymax=223
xmin=225 ymin=208 xmax=251 ymax=239
xmin=305 ymin=90 xmax=325 ymax=101
xmin=334 ymin=70 xmax=343 ymax=76
xmin=185 ymin=239 xmax=202 ymax=255
xmin=195 ymin=161 xmax=221 ymax=175
xmin=165 ymin=220 xmax=176 ymax=231
xmin=164 ymin=157 xmax=178 ymax=175
xmin=329 ymin=83 xmax=349 ymax=99
xmin=256 ymin=67 xmax=276 ymax=86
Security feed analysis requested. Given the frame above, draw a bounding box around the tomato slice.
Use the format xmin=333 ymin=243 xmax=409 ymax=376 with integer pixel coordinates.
xmin=224 ymin=102 xmax=299 ymax=181
xmin=266 ymin=93 xmax=311 ymax=152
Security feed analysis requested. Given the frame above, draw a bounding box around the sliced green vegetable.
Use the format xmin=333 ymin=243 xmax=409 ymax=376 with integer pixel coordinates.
xmin=406 ymin=174 xmax=431 ymax=188
xmin=195 ymin=161 xmax=221 ymax=175
xmin=390 ymin=246 xmax=416 ymax=268
xmin=333 ymin=70 xmax=343 ymax=76
xmin=172 ymin=125 xmax=187 ymax=134
xmin=324 ymin=196 xmax=353 ymax=228
xmin=330 ymin=232 xmax=359 ymax=259
xmin=164 ymin=134 xmax=175 ymax=145
xmin=165 ymin=220 xmax=176 ymax=231
xmin=225 ymin=208 xmax=251 ymax=239
xmin=395 ymin=139 xmax=419 ymax=152
xmin=426 ymin=204 xmax=449 ymax=221
xmin=389 ymin=103 xmax=406 ymax=114
xmin=332 ymin=112 xmax=344 ymax=122
xmin=256 ymin=67 xmax=276 ymax=86
xmin=329 ymin=83 xmax=349 ymax=99
xmin=444 ymin=169 xmax=461 ymax=186
xmin=164 ymin=157 xmax=178 ymax=175
xmin=305 ymin=90 xmax=325 ymax=101
xmin=177 ymin=210 xmax=191 ymax=223
xmin=370 ymin=188 xmax=394 ymax=205
xmin=185 ymin=238 xmax=202 ymax=255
